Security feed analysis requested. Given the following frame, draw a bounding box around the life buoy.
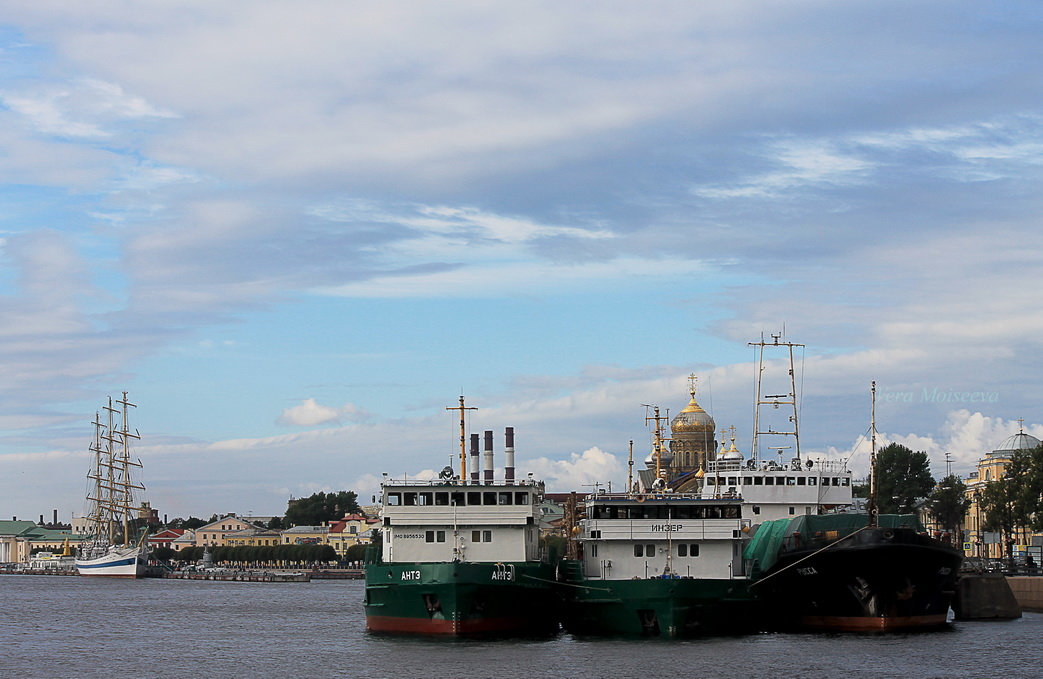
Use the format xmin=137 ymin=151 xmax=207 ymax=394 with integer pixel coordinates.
xmin=637 ymin=496 xmax=646 ymax=503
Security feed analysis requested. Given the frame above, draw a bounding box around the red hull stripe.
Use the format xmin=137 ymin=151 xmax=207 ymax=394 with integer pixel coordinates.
xmin=799 ymin=614 xmax=948 ymax=631
xmin=367 ymin=615 xmax=539 ymax=636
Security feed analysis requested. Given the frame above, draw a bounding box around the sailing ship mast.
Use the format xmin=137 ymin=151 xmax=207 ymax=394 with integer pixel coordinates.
xmin=85 ymin=392 xmax=144 ymax=550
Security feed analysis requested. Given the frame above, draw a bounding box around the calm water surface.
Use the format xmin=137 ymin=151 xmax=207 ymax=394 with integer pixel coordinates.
xmin=1 ymin=575 xmax=1038 ymax=679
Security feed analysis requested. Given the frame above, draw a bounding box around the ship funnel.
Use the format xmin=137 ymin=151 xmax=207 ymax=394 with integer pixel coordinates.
xmin=483 ymin=430 xmax=494 ymax=485
xmin=505 ymin=427 xmax=516 ymax=482
xmin=470 ymin=433 xmax=480 ymax=483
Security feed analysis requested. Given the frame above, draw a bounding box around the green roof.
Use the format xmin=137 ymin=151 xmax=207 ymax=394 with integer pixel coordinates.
xmin=0 ymin=520 xmax=40 ymax=536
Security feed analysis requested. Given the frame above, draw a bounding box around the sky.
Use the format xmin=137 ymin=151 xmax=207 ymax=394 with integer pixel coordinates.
xmin=2 ymin=1 xmax=1043 ymax=522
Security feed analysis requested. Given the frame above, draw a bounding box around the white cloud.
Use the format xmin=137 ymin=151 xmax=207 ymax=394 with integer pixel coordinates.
xmin=524 ymin=446 xmax=625 ymax=493
xmin=278 ymin=399 xmax=370 ymax=427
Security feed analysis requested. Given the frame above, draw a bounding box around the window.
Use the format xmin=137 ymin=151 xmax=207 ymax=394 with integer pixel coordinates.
xmin=634 ymin=544 xmax=644 ymax=557
xmin=435 ymin=492 xmax=449 ymax=506
xmin=786 ymin=477 xmax=796 ymax=486
xmin=707 ymin=477 xmax=716 ymax=485
xmin=754 ymin=476 xmax=763 ymax=485
xmin=764 ymin=477 xmax=774 ymax=486
xmin=515 ymin=492 xmax=529 ymax=505
xmin=678 ymin=544 xmax=688 ymax=557
xmin=808 ymin=477 xmax=817 ymax=486
xmin=689 ymin=544 xmax=700 ymax=557
xmin=483 ymin=492 xmax=497 ymax=506
xmin=419 ymin=492 xmax=433 ymax=505
xmin=472 ymin=530 xmax=481 ymax=542
xmin=467 ymin=492 xmax=481 ymax=505
xmin=349 ymin=526 xmax=357 ymax=534
xmin=387 ymin=493 xmax=401 ymax=506
xmin=590 ymin=544 xmax=598 ymax=558
xmin=498 ymin=492 xmax=513 ymax=505
xmin=436 ymin=531 xmax=446 ymax=543
xmin=842 ymin=477 xmax=851 ymax=486
xmin=646 ymin=543 xmax=655 ymax=556
xmin=404 ymin=492 xmax=418 ymax=506
xmin=589 ymin=529 xmax=601 ymax=539
xmin=483 ymin=530 xmax=492 ymax=542
xmin=797 ymin=477 xmax=806 ymax=486
xmin=788 ymin=507 xmax=795 ymax=515
xmin=753 ymin=505 xmax=761 ymax=515
xmin=451 ymin=492 xmax=465 ymax=506
xmin=426 ymin=530 xmax=435 ymax=543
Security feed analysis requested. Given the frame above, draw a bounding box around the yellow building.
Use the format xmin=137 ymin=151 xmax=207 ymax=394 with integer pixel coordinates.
xmin=963 ymin=425 xmax=1042 ymax=559
xmin=225 ymin=527 xmax=282 ymax=547
xmin=195 ymin=515 xmax=265 ymax=547
xmin=327 ymin=514 xmax=378 ymax=558
xmin=280 ymin=525 xmax=328 ymax=545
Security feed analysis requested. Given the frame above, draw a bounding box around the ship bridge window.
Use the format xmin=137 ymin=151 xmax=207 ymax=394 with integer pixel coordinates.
xmin=842 ymin=477 xmax=851 ymax=486
xmin=498 ymin=492 xmax=513 ymax=505
xmin=467 ymin=492 xmax=481 ymax=505
xmin=707 ymin=477 xmax=716 ymax=486
xmin=808 ymin=478 xmax=817 ymax=486
xmin=727 ymin=477 xmax=737 ymax=486
xmin=742 ymin=477 xmax=751 ymax=485
xmin=435 ymin=492 xmax=449 ymax=506
xmin=754 ymin=476 xmax=763 ymax=486
xmin=679 ymin=544 xmax=700 ymax=557
xmin=451 ymin=492 xmax=465 ymax=506
xmin=387 ymin=493 xmax=401 ymax=506
xmin=673 ymin=506 xmax=691 ymax=520
xmin=786 ymin=477 xmax=796 ymax=486
xmin=419 ymin=492 xmax=433 ymax=505
xmin=515 ymin=492 xmax=529 ymax=505
xmin=483 ymin=492 xmax=497 ymax=506
xmin=404 ymin=492 xmax=418 ymax=506
xmin=797 ymin=477 xmax=806 ymax=486
xmin=764 ymin=477 xmax=774 ymax=486
xmin=471 ymin=530 xmax=494 ymax=543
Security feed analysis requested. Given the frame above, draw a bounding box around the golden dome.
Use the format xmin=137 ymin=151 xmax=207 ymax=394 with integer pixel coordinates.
xmin=671 ymin=396 xmax=715 ymax=433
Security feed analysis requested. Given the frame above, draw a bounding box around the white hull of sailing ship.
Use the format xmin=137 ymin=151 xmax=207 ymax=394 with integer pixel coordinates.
xmin=75 ymin=544 xmax=146 ymax=578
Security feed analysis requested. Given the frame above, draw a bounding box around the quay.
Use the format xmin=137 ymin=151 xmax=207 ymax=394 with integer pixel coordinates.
xmin=154 ymin=569 xmax=310 ymax=582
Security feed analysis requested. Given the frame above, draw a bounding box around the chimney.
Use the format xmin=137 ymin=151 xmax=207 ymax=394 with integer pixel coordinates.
xmin=470 ymin=433 xmax=480 ymax=483
xmin=505 ymin=427 xmax=516 ymax=482
xmin=39 ymin=514 xmax=45 ymax=525
xmin=483 ymin=430 xmax=494 ymax=485
xmin=53 ymin=509 xmax=58 ymax=525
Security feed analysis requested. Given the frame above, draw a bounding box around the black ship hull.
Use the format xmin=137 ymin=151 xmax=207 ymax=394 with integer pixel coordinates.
xmin=753 ymin=524 xmax=962 ymax=632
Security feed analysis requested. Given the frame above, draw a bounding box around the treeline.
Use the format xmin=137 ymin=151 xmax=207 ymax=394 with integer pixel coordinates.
xmin=157 ymin=544 xmax=339 ymax=566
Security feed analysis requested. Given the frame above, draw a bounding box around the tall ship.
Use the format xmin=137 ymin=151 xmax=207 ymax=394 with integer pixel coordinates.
xmin=744 ymin=380 xmax=963 ymax=631
xmin=556 ymin=406 xmax=759 ymax=637
xmin=364 ymin=398 xmax=558 ymax=636
xmin=75 ymin=392 xmax=149 ymax=578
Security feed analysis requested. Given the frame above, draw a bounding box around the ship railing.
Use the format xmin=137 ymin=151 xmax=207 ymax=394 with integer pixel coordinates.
xmin=382 ymin=478 xmax=541 ymax=487
xmin=707 ymin=459 xmax=849 ymax=473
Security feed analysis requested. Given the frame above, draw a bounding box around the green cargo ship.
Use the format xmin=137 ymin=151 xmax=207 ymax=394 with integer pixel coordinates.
xmin=557 ymin=493 xmax=759 ymax=637
xmin=364 ymin=413 xmax=558 ymax=636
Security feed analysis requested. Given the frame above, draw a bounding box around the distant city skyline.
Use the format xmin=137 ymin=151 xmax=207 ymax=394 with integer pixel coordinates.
xmin=1 ymin=3 xmax=1042 ymax=518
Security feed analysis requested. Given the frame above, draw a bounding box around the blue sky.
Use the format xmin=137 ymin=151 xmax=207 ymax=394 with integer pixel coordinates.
xmin=2 ymin=2 xmax=1043 ymax=520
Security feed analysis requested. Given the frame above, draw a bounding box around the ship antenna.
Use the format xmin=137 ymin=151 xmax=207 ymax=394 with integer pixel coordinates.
xmin=446 ymin=395 xmax=477 ymax=481
xmin=867 ymin=381 xmax=878 ymax=527
xmin=627 ymin=440 xmax=634 ymax=496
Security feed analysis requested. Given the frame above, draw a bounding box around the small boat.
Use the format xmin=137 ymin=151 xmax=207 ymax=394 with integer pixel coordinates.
xmin=363 ymin=398 xmax=558 ymax=636
xmin=75 ymin=392 xmax=148 ymax=578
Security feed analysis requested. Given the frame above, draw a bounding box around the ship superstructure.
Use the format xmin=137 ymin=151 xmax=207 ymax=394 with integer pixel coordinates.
xmin=697 ymin=335 xmax=853 ymax=520
xmin=557 ymin=409 xmax=759 ymax=637
xmin=75 ymin=392 xmax=148 ymax=578
xmin=364 ymin=399 xmax=557 ymax=636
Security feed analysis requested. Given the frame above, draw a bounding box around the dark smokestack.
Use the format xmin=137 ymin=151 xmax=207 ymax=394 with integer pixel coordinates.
xmin=40 ymin=514 xmax=45 ymax=525
xmin=483 ymin=430 xmax=494 ymax=484
xmin=505 ymin=427 xmax=516 ymax=482
xmin=53 ymin=509 xmax=58 ymax=525
xmin=470 ymin=433 xmax=480 ymax=482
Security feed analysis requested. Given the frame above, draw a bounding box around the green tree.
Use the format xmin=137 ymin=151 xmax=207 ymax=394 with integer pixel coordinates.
xmin=929 ymin=475 xmax=971 ymax=547
xmin=874 ymin=443 xmax=935 ymax=514
xmin=152 ymin=546 xmax=175 ymax=562
xmin=284 ymin=490 xmax=360 ymax=526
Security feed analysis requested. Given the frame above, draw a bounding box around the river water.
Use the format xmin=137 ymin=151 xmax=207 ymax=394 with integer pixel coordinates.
xmin=2 ymin=575 xmax=1038 ymax=679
